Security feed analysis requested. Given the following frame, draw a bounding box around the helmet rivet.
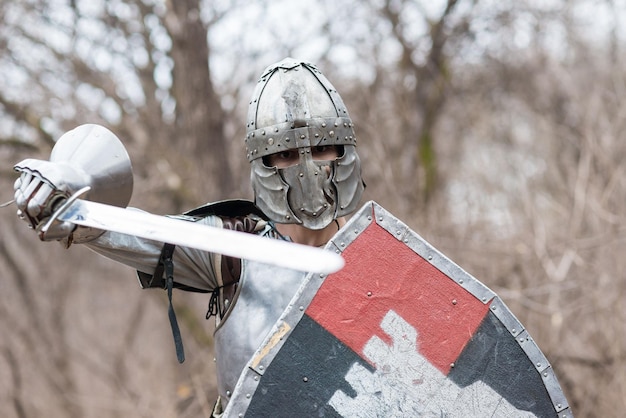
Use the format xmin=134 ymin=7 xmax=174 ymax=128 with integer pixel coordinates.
xmin=334 ymin=122 xmax=339 ymax=127
xmin=251 ymin=132 xmax=255 ymax=137
xmin=315 ymin=133 xmax=319 ymax=138
xmin=321 ymin=122 xmax=327 ymax=128
xmin=300 ymin=134 xmax=306 ymax=139
xmin=268 ymin=138 xmax=274 ymax=145
xmin=329 ymin=131 xmax=335 ymax=137
xmin=299 ymin=173 xmax=304 ymax=177
xmin=261 ymin=130 xmax=266 ymax=135
xmin=286 ymin=215 xmax=291 ymax=219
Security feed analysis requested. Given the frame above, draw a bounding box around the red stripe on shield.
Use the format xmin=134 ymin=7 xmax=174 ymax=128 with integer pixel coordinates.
xmin=306 ymin=221 xmax=491 ymax=375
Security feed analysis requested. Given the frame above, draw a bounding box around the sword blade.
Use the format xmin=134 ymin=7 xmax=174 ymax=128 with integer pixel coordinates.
xmin=54 ymin=199 xmax=344 ymax=274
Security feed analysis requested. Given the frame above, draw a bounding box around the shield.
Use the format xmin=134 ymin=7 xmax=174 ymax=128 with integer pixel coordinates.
xmin=223 ymin=201 xmax=572 ymax=417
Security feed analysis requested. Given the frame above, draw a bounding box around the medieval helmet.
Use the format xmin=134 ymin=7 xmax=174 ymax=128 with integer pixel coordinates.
xmin=245 ymin=58 xmax=365 ymax=230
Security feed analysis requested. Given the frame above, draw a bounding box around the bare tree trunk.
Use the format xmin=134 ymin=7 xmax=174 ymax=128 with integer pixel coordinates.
xmin=166 ymin=0 xmax=233 ymax=197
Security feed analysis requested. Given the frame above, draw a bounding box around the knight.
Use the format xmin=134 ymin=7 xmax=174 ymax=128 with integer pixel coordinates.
xmin=11 ymin=58 xmax=572 ymax=417
xmin=12 ymin=57 xmax=365 ymax=415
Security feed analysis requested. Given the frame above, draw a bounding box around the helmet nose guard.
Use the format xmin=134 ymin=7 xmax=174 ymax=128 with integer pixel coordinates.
xmin=245 ymin=58 xmax=364 ymax=229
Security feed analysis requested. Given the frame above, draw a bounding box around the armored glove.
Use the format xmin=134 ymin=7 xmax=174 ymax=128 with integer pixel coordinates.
xmin=14 ymin=159 xmax=90 ymax=241
xmin=12 ymin=124 xmax=134 ymax=244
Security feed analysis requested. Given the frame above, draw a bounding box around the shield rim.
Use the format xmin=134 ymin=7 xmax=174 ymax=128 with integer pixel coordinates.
xmin=223 ymin=201 xmax=572 ymax=417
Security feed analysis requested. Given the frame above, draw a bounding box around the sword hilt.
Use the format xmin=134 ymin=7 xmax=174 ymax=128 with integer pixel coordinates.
xmin=39 ymin=186 xmax=91 ymax=239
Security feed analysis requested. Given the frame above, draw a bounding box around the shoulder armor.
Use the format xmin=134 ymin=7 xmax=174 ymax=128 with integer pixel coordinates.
xmin=137 ymin=199 xmax=270 ymax=291
xmin=181 ymin=199 xmax=268 ymax=220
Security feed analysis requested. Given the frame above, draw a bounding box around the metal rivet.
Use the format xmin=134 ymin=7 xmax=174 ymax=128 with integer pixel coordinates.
xmin=303 ymin=377 xmax=308 ymax=382
xmin=299 ymin=306 xmax=304 ymax=311
xmin=450 ymin=362 xmax=455 ymax=368
xmin=259 ymin=365 xmax=264 ymax=370
xmin=367 ymin=292 xmax=372 ymax=297
xmin=268 ymin=138 xmax=274 ymax=145
xmin=452 ymin=299 xmax=457 ymax=305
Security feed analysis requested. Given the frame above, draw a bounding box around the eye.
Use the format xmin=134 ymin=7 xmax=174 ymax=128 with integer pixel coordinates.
xmin=277 ymin=150 xmax=296 ymax=160
xmin=264 ymin=149 xmax=299 ymax=168
xmin=312 ymin=145 xmax=339 ymax=161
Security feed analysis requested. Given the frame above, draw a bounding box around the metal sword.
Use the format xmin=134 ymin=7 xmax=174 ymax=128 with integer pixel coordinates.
xmin=10 ymin=188 xmax=345 ymax=274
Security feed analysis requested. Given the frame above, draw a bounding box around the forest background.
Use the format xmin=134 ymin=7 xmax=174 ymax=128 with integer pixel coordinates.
xmin=0 ymin=0 xmax=624 ymax=417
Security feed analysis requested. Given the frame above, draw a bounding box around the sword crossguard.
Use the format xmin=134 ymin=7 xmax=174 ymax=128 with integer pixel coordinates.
xmin=39 ymin=186 xmax=91 ymax=239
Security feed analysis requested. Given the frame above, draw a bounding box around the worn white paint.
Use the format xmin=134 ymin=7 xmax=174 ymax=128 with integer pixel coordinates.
xmin=329 ymin=310 xmax=537 ymax=417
